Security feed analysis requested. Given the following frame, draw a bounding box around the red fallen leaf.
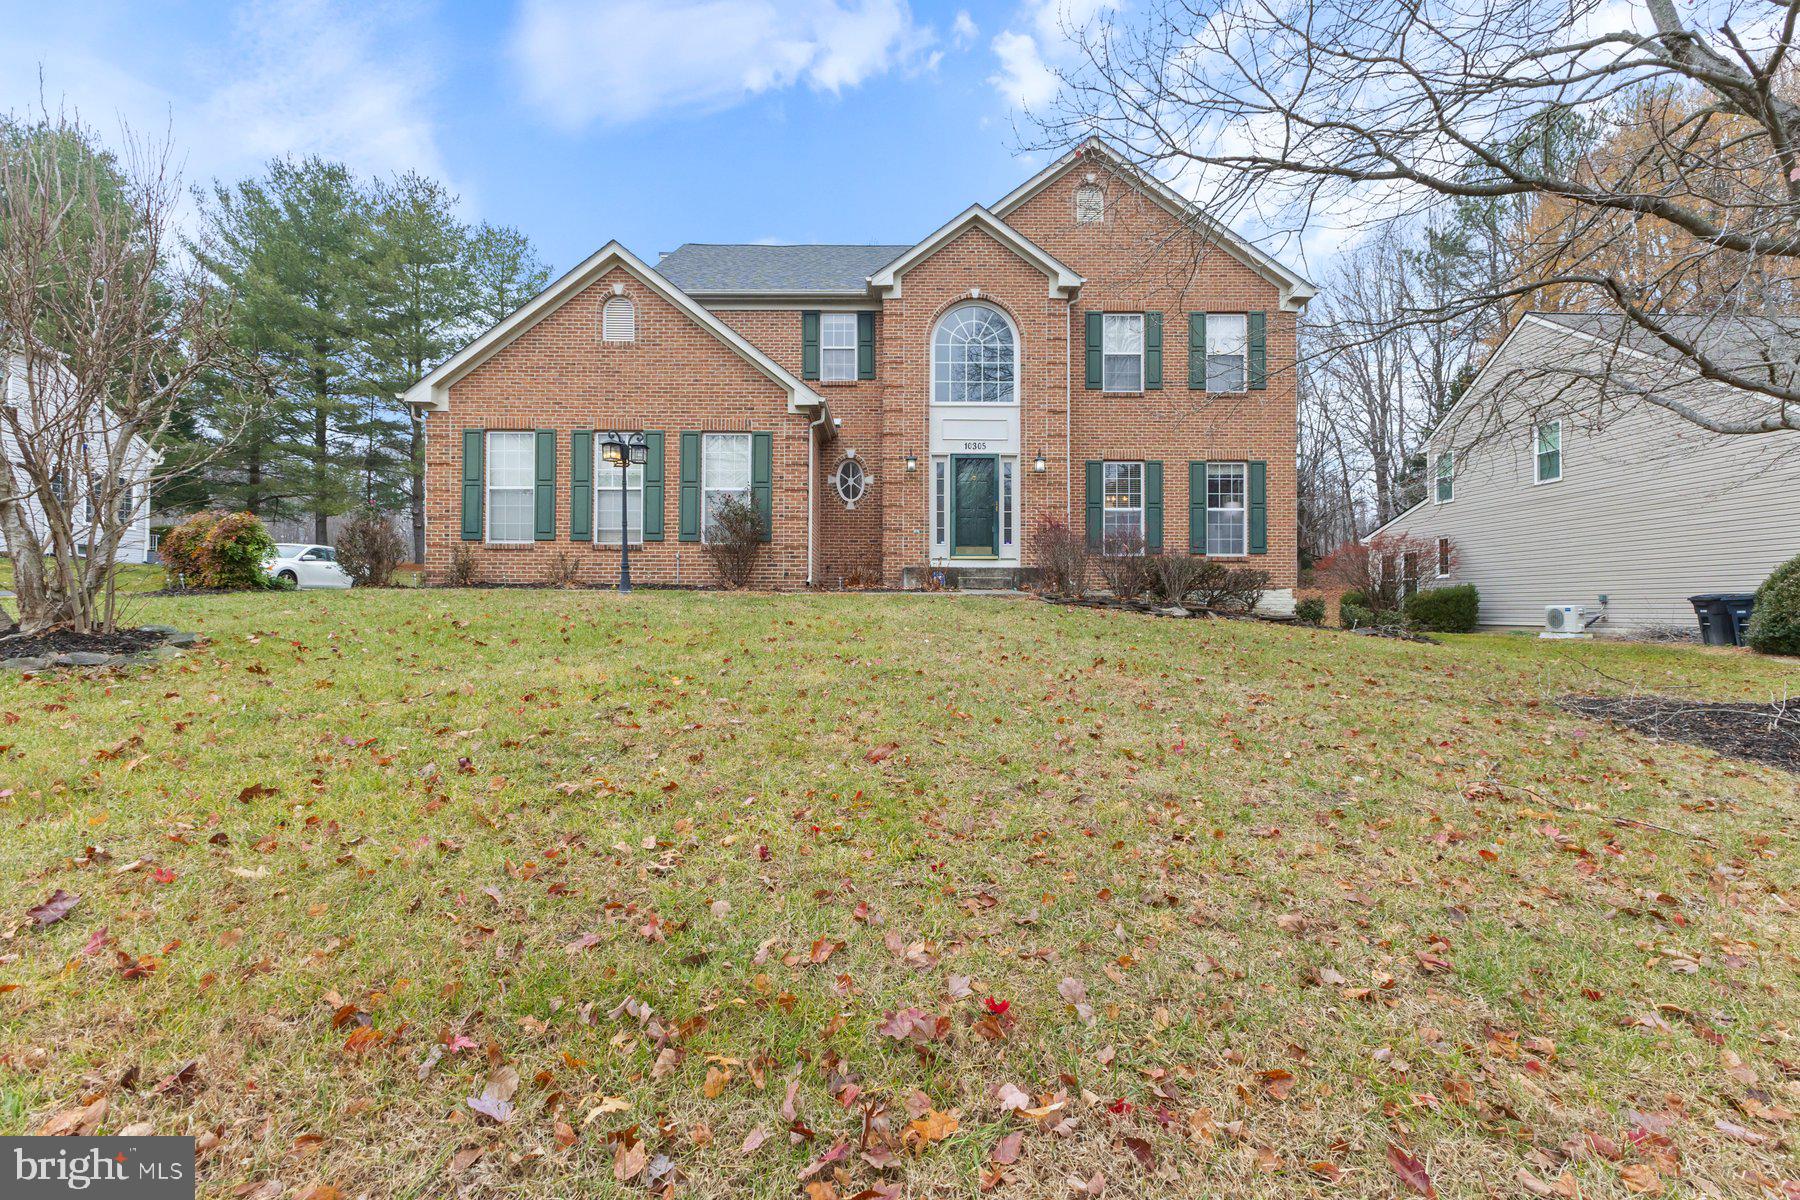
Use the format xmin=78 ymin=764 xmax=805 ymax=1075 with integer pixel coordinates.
xmin=151 ymin=867 xmax=177 ymax=884
xmin=151 ymin=1059 xmax=201 ymax=1095
xmin=115 ymin=950 xmax=156 ymax=980
xmin=237 ymin=783 xmax=279 ymax=803
xmin=984 ymin=997 xmax=1010 ymax=1016
xmin=27 ymin=889 xmax=79 ymax=925
xmin=864 ymin=742 xmax=900 ymax=764
xmin=81 ymin=927 xmax=111 ymax=956
xmin=1387 ymin=1142 xmax=1437 ymax=1198
xmin=756 ymin=844 xmax=772 ymax=862
xmin=564 ymin=931 xmax=602 ymax=954
xmin=1120 ymin=1136 xmax=1155 ymax=1171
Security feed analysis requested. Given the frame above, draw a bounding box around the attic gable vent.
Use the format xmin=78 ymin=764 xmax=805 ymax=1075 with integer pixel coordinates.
xmin=1074 ymin=183 xmax=1104 ymax=224
xmin=602 ymin=295 xmax=636 ymax=342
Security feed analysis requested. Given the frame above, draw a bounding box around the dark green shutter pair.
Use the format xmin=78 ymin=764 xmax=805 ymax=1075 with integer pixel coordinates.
xmin=1082 ymin=312 xmax=1163 ymax=389
xmin=800 ymin=311 xmax=876 ymax=381
xmin=677 ymin=431 xmax=773 ymax=543
xmin=457 ymin=429 xmax=556 ymax=541
xmin=1083 ymin=460 xmax=1164 ymax=550
xmin=567 ymin=430 xmax=666 ymax=542
xmin=1188 ymin=311 xmax=1268 ymax=391
xmin=1187 ymin=461 xmax=1268 ymax=554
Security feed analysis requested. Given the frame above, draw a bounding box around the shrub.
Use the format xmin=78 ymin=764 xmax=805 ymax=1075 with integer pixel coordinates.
xmin=1030 ymin=515 xmax=1086 ymax=596
xmin=702 ymin=495 xmax=764 ymax=588
xmin=1404 ymin=584 xmax=1480 ymax=632
xmin=1294 ymin=597 xmax=1326 ymax=626
xmin=1190 ymin=562 xmax=1271 ymax=612
xmin=1318 ymin=533 xmax=1449 ymax=614
xmin=1092 ymin=534 xmax=1154 ymax=600
xmin=1147 ymin=553 xmax=1206 ymax=605
xmin=334 ymin=507 xmax=408 ymax=587
xmin=544 ymin=549 xmax=580 ymax=588
xmin=1338 ymin=589 xmax=1369 ymax=610
xmin=1746 ymin=553 xmax=1800 ymax=656
xmin=159 ymin=510 xmax=277 ymax=590
xmin=446 ymin=543 xmax=478 ymax=587
xmin=1340 ymin=602 xmax=1376 ymax=629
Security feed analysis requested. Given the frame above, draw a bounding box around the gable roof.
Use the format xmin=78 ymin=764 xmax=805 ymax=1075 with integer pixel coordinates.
xmin=867 ymin=205 xmax=1084 ymax=299
xmin=657 ymin=244 xmax=911 ymax=296
xmin=993 ymin=139 xmax=1316 ymax=312
xmin=401 ymin=242 xmax=825 ymax=413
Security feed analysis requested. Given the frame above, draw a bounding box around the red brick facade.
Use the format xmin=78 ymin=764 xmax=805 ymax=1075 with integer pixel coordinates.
xmin=417 ymin=146 xmax=1306 ymax=599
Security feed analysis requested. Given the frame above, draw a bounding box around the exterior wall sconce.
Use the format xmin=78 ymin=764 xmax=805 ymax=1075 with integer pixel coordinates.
xmin=1033 ymin=452 xmax=1047 ymax=472
xmin=904 ymin=453 xmax=919 ymax=472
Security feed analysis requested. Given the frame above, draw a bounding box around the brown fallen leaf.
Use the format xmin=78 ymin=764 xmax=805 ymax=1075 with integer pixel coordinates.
xmin=992 ymin=1130 xmax=1024 ymax=1165
xmin=40 ymin=1096 xmax=107 ymax=1136
xmin=27 ymin=889 xmax=79 ymax=926
xmin=741 ymin=1126 xmax=771 ymax=1154
xmin=1619 ymin=1163 xmax=1662 ymax=1195
xmin=448 ymin=1146 xmax=484 ymax=1176
xmin=864 ymin=742 xmax=900 ymax=764
xmin=904 ymin=1108 xmax=959 ymax=1150
xmin=613 ymin=1139 xmax=648 ymax=1183
xmin=1386 ymin=1142 xmax=1437 ymax=1198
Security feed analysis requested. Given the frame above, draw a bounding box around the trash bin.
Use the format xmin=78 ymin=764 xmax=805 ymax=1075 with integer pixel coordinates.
xmin=1689 ymin=594 xmax=1728 ymax=645
xmin=1720 ymin=594 xmax=1757 ymax=646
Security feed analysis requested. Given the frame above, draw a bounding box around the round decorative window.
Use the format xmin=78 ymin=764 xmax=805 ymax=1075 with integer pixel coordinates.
xmin=833 ymin=457 xmax=867 ymax=508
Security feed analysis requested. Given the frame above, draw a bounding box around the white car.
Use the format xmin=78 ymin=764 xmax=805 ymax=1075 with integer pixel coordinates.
xmin=266 ymin=543 xmax=353 ymax=589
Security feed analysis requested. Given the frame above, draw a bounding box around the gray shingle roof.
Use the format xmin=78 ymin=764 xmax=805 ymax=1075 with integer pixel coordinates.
xmin=655 ymin=243 xmax=911 ymax=295
xmin=1530 ymin=311 xmax=1800 ymax=375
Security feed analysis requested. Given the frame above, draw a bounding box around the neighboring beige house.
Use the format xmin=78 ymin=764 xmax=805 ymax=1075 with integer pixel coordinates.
xmin=1376 ymin=313 xmax=1800 ymax=631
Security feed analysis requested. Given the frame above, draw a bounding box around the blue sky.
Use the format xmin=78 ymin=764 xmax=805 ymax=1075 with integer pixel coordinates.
xmin=0 ymin=0 xmax=1111 ymax=273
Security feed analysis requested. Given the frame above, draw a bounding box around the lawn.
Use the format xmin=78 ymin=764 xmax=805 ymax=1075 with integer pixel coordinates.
xmin=2 ymin=589 xmax=1795 ymax=1199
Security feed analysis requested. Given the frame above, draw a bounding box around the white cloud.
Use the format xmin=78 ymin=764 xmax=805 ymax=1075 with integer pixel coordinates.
xmin=988 ymin=30 xmax=1058 ymax=112
xmin=988 ymin=0 xmax=1118 ymax=112
xmin=0 ymin=0 xmax=452 ymax=201
xmin=510 ymin=0 xmax=939 ymax=129
xmin=952 ymin=10 xmax=979 ymax=48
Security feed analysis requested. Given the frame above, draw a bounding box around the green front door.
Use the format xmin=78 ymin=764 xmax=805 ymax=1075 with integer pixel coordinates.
xmin=952 ymin=456 xmax=998 ymax=557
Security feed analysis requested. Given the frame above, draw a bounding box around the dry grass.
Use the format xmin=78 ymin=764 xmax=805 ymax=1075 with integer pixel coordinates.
xmin=1 ymin=590 xmax=1796 ymax=1198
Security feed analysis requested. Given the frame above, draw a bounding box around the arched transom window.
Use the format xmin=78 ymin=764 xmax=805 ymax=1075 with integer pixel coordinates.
xmin=932 ymin=303 xmax=1016 ymax=404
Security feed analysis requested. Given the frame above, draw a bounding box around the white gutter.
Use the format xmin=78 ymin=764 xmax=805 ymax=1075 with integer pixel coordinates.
xmin=807 ymin=406 xmax=828 ymax=586
xmin=1065 ymin=299 xmax=1073 ymax=519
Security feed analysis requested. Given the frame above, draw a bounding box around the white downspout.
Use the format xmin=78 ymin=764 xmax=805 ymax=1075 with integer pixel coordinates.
xmin=807 ymin=405 xmax=827 ymax=586
xmin=1065 ymin=298 xmax=1073 ymax=519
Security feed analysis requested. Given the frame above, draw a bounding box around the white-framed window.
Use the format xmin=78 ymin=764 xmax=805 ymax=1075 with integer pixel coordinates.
xmin=1205 ymin=461 xmax=1247 ymax=556
xmin=596 ymin=459 xmax=645 ymax=546
xmin=1102 ymin=460 xmax=1144 ymax=550
xmin=1435 ymin=450 xmax=1454 ymax=503
xmin=833 ymin=457 xmax=866 ymax=507
xmin=1206 ymin=314 xmax=1248 ymax=393
xmin=1102 ymin=314 xmax=1144 ymax=392
xmin=1534 ymin=420 xmax=1562 ymax=483
xmin=932 ymin=303 xmax=1016 ymax=404
xmin=602 ymin=296 xmax=635 ymax=342
xmin=115 ymin=479 xmax=138 ymax=526
xmin=486 ymin=431 xmax=536 ymax=543
xmin=1436 ymin=536 xmax=1452 ymax=578
xmin=1001 ymin=458 xmax=1015 ymax=548
xmin=701 ymin=432 xmax=752 ymax=542
xmin=932 ymin=458 xmax=948 ymax=554
xmin=820 ymin=313 xmax=858 ymax=382
xmin=1074 ymin=183 xmax=1104 ymax=224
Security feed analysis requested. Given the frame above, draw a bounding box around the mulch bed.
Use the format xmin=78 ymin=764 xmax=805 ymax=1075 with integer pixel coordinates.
xmin=1560 ymin=693 xmax=1800 ymax=774
xmin=0 ymin=625 xmax=169 ymax=660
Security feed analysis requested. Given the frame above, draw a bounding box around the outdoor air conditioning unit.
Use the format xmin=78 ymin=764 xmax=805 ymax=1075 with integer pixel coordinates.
xmin=1540 ymin=604 xmax=1596 ymax=638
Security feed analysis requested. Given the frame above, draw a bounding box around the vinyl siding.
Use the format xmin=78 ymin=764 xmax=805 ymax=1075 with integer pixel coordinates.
xmin=1382 ymin=322 xmax=1800 ymax=630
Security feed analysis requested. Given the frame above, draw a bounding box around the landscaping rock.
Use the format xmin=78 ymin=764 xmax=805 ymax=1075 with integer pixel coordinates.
xmin=165 ymin=631 xmax=204 ymax=647
xmin=1 ymin=656 xmax=50 ymax=671
xmin=54 ymin=651 xmax=116 ymax=668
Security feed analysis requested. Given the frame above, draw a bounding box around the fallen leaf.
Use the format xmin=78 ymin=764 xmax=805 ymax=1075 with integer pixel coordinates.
xmin=992 ymin=1131 xmax=1024 ymax=1165
xmin=1387 ymin=1142 xmax=1437 ymax=1198
xmin=27 ymin=889 xmax=79 ymax=926
xmin=40 ymin=1096 xmax=107 ymax=1136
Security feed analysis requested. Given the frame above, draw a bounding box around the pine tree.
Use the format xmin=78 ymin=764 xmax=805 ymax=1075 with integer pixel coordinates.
xmin=464 ymin=223 xmax=551 ymax=326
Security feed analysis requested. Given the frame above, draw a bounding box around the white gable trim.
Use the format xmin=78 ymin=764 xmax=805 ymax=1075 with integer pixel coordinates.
xmin=867 ymin=206 xmax=1084 ymax=300
xmin=993 ymin=140 xmax=1317 ymax=312
xmin=401 ymin=242 xmax=825 ymax=413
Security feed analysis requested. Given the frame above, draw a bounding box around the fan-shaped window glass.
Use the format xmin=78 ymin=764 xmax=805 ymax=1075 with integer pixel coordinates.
xmin=833 ymin=458 xmax=867 ymax=507
xmin=932 ymin=304 xmax=1016 ymax=404
xmin=602 ymin=296 xmax=635 ymax=342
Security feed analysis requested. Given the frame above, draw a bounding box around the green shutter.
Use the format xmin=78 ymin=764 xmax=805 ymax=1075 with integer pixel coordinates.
xmin=1084 ymin=311 xmax=1103 ymax=389
xmin=1144 ymin=312 xmax=1163 ymax=390
xmin=1084 ymin=460 xmax=1103 ymax=549
xmin=1248 ymin=311 xmax=1267 ymax=391
xmin=461 ymin=430 xmax=484 ymax=541
xmin=1248 ymin=460 xmax=1268 ymax=555
xmin=1188 ymin=314 xmax=1207 ymax=391
xmin=1189 ymin=462 xmax=1206 ymax=553
xmin=569 ymin=430 xmax=593 ymax=541
xmin=857 ymin=311 xmax=875 ymax=380
xmin=641 ymin=431 xmax=665 ymax=541
xmin=1144 ymin=461 xmax=1163 ymax=551
xmin=534 ymin=430 xmax=556 ymax=541
xmin=678 ymin=432 xmax=701 ymax=542
xmin=801 ymin=312 xmax=820 ymax=381
xmin=751 ymin=431 xmax=773 ymax=543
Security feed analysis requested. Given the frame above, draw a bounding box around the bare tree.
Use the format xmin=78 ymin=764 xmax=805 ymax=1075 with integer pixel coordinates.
xmin=0 ymin=110 xmax=230 ymax=634
xmin=1033 ymin=0 xmax=1800 ymax=437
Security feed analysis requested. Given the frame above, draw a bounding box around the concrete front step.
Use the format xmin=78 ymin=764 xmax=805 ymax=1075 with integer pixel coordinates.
xmin=901 ymin=565 xmax=1026 ymax=591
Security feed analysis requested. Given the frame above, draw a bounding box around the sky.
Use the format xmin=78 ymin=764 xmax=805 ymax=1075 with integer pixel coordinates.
xmin=0 ymin=0 xmax=1139 ymax=275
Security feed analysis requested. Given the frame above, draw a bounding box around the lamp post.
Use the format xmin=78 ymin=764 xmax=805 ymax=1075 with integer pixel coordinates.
xmin=599 ymin=432 xmax=648 ymax=593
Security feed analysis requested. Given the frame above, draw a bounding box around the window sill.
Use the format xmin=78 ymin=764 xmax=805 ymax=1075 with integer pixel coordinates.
xmin=483 ymin=540 xmax=536 ymax=548
xmin=818 ymin=378 xmax=866 ymax=387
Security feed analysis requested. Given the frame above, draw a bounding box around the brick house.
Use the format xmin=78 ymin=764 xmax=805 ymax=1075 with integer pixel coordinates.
xmin=403 ymin=140 xmax=1315 ymax=608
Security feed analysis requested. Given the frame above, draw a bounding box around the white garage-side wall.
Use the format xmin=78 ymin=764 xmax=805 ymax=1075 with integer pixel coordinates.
xmin=1379 ymin=318 xmax=1800 ymax=631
